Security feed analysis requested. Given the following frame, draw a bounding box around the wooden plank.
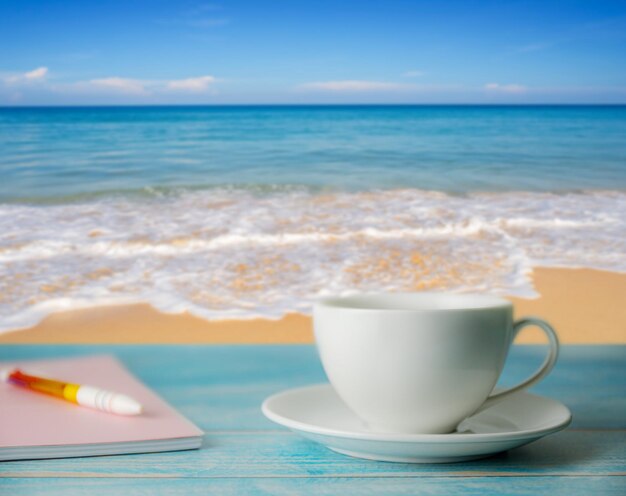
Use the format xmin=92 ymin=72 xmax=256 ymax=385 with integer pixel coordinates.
xmin=1 ymin=476 xmax=625 ymax=496
xmin=1 ymin=431 xmax=624 ymax=478
xmin=1 ymin=346 xmax=623 ymax=493
xmin=0 ymin=345 xmax=623 ymax=430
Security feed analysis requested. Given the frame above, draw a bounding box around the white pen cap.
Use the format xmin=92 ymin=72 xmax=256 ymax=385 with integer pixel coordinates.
xmin=76 ymin=386 xmax=143 ymax=415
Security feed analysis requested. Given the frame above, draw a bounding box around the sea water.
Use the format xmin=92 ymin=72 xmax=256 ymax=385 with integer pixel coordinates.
xmin=1 ymin=105 xmax=625 ymax=331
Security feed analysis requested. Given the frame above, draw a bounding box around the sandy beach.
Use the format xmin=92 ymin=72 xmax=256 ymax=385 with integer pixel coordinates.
xmin=0 ymin=267 xmax=624 ymax=344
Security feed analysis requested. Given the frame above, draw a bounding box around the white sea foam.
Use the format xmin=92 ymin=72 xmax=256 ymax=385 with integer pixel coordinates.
xmin=0 ymin=188 xmax=625 ymax=333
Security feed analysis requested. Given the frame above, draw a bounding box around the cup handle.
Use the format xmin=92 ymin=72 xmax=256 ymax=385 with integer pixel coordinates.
xmin=475 ymin=317 xmax=559 ymax=414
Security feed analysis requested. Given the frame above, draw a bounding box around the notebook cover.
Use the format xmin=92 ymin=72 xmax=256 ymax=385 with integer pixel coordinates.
xmin=0 ymin=355 xmax=203 ymax=456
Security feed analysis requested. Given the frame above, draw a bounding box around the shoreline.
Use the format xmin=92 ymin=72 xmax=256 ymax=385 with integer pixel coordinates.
xmin=0 ymin=267 xmax=624 ymax=344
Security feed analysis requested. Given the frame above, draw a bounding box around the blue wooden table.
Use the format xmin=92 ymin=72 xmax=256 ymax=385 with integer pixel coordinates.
xmin=0 ymin=345 xmax=624 ymax=495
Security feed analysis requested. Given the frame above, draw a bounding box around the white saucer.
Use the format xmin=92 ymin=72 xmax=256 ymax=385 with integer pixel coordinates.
xmin=262 ymin=384 xmax=571 ymax=463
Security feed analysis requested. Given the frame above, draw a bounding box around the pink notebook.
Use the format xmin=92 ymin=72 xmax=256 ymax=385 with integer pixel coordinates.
xmin=0 ymin=355 xmax=203 ymax=461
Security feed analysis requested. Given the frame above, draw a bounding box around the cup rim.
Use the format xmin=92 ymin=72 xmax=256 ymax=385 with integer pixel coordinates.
xmin=315 ymin=291 xmax=512 ymax=313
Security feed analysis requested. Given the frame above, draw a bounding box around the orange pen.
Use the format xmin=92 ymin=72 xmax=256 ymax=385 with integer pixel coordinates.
xmin=2 ymin=368 xmax=143 ymax=415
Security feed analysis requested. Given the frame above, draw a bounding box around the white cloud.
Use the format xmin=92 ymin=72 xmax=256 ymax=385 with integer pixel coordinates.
xmin=300 ymin=80 xmax=416 ymax=92
xmin=403 ymin=70 xmax=424 ymax=78
xmin=484 ymin=83 xmax=527 ymax=94
xmin=24 ymin=67 xmax=48 ymax=81
xmin=87 ymin=77 xmax=147 ymax=95
xmin=166 ymin=75 xmax=216 ymax=92
xmin=56 ymin=74 xmax=218 ymax=97
xmin=4 ymin=66 xmax=48 ymax=84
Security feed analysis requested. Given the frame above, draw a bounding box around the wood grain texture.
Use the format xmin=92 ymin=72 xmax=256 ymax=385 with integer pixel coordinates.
xmin=1 ymin=477 xmax=625 ymax=496
xmin=1 ymin=345 xmax=624 ymax=494
xmin=1 ymin=431 xmax=624 ymax=478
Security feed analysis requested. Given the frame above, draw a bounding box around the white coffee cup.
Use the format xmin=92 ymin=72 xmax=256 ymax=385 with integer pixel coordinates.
xmin=314 ymin=292 xmax=559 ymax=434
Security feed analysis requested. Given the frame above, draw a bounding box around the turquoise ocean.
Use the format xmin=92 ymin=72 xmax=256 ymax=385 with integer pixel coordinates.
xmin=1 ymin=105 xmax=625 ymax=331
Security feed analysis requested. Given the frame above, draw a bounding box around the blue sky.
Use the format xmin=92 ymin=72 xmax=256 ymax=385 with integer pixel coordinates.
xmin=1 ymin=0 xmax=625 ymax=105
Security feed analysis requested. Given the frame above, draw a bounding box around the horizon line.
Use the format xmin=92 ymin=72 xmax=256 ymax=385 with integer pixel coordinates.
xmin=2 ymin=102 xmax=626 ymax=109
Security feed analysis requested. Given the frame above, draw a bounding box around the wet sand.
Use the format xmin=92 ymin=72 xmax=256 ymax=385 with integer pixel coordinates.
xmin=1 ymin=267 xmax=624 ymax=344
